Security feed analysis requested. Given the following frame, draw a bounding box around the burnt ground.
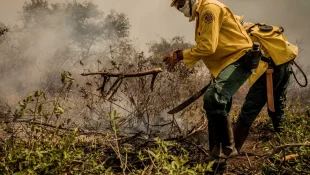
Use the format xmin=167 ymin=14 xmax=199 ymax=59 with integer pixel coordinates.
xmin=0 ymin=112 xmax=281 ymax=175
xmin=226 ymin=131 xmax=270 ymax=175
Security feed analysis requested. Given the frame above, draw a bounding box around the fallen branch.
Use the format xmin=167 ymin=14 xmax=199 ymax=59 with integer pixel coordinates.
xmin=261 ymin=143 xmax=310 ymax=158
xmin=3 ymin=119 xmax=110 ymax=136
xmin=245 ymin=153 xmax=252 ymax=168
xmin=241 ymin=143 xmax=310 ymax=159
xmin=81 ymin=68 xmax=163 ymax=77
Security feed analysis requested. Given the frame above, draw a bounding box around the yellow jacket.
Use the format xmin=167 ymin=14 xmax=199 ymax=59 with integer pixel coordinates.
xmin=244 ymin=23 xmax=298 ymax=85
xmin=182 ymin=0 xmax=252 ymax=78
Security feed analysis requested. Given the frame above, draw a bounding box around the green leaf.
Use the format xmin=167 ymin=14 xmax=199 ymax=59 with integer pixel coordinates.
xmin=207 ymin=161 xmax=214 ymax=171
xmin=148 ymin=150 xmax=157 ymax=159
xmin=38 ymin=104 xmax=43 ymax=114
xmin=27 ymin=94 xmax=33 ymax=102
xmin=19 ymin=102 xmax=26 ymax=108
xmin=113 ymin=110 xmax=117 ymax=117
xmin=36 ymin=150 xmax=43 ymax=158
xmin=19 ymin=109 xmax=25 ymax=116
xmin=186 ymin=169 xmax=196 ymax=175
xmin=64 ymin=151 xmax=69 ymax=159
xmin=74 ymin=127 xmax=79 ymax=134
xmin=55 ymin=107 xmax=64 ymax=114
xmin=34 ymin=90 xmax=40 ymax=97
xmin=27 ymin=169 xmax=36 ymax=174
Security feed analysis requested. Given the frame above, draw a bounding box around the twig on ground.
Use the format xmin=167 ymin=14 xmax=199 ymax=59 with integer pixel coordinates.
xmin=241 ymin=143 xmax=310 ymax=159
xmin=181 ymin=140 xmax=209 ymax=157
xmin=261 ymin=143 xmax=310 ymax=158
xmin=245 ymin=153 xmax=252 ymax=168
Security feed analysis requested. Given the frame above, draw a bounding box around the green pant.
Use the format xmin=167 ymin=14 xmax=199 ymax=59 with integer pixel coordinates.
xmin=239 ymin=62 xmax=292 ymax=129
xmin=203 ymin=57 xmax=251 ymax=117
xmin=203 ymin=56 xmax=251 ymax=152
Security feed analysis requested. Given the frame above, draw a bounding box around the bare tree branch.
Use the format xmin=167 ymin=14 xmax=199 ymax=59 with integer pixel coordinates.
xmin=81 ymin=68 xmax=162 ymax=77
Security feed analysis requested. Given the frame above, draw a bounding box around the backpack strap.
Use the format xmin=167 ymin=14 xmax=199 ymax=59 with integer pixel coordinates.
xmin=246 ymin=23 xmax=284 ymax=34
xmin=275 ymin=26 xmax=284 ymax=34
xmin=246 ymin=23 xmax=257 ymax=33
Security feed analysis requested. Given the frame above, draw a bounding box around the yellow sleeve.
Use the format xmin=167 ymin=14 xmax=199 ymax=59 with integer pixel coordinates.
xmin=183 ymin=4 xmax=224 ymax=67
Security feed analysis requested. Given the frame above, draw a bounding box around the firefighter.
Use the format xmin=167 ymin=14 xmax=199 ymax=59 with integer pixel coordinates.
xmin=233 ymin=15 xmax=298 ymax=153
xmin=164 ymin=0 xmax=254 ymax=160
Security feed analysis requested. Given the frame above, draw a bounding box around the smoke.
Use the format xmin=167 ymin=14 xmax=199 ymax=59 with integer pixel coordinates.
xmin=0 ymin=7 xmax=74 ymax=104
xmin=0 ymin=2 xmax=136 ymax=131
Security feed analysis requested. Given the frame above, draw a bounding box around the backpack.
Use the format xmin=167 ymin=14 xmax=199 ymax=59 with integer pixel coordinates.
xmin=244 ymin=23 xmax=298 ymax=66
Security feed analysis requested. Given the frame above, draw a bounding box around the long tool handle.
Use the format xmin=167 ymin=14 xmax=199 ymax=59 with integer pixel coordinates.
xmin=266 ymin=68 xmax=275 ymax=112
xmin=167 ymin=83 xmax=211 ymax=114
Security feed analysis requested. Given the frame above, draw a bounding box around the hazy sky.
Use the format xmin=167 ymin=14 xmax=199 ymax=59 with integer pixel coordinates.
xmin=0 ymin=0 xmax=309 ymax=63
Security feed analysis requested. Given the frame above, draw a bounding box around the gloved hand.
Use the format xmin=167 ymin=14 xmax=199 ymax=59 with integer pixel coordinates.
xmin=163 ymin=49 xmax=184 ymax=71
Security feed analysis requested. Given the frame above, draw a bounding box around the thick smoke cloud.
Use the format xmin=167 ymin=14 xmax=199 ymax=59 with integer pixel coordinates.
xmin=0 ymin=1 xmax=130 ymax=105
xmin=0 ymin=9 xmax=73 ymax=104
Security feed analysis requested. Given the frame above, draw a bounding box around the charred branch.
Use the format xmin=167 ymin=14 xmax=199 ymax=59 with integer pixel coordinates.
xmin=83 ymin=68 xmax=162 ymax=95
xmin=81 ymin=68 xmax=162 ymax=77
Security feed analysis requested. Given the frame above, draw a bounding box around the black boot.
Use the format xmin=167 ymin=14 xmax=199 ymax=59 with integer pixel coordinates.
xmin=208 ymin=115 xmax=238 ymax=159
xmin=205 ymin=115 xmax=237 ymax=171
xmin=233 ymin=117 xmax=250 ymax=153
xmin=221 ymin=115 xmax=238 ymax=157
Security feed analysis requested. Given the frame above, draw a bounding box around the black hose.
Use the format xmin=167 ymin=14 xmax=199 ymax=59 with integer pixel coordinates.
xmin=292 ymin=61 xmax=308 ymax=87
